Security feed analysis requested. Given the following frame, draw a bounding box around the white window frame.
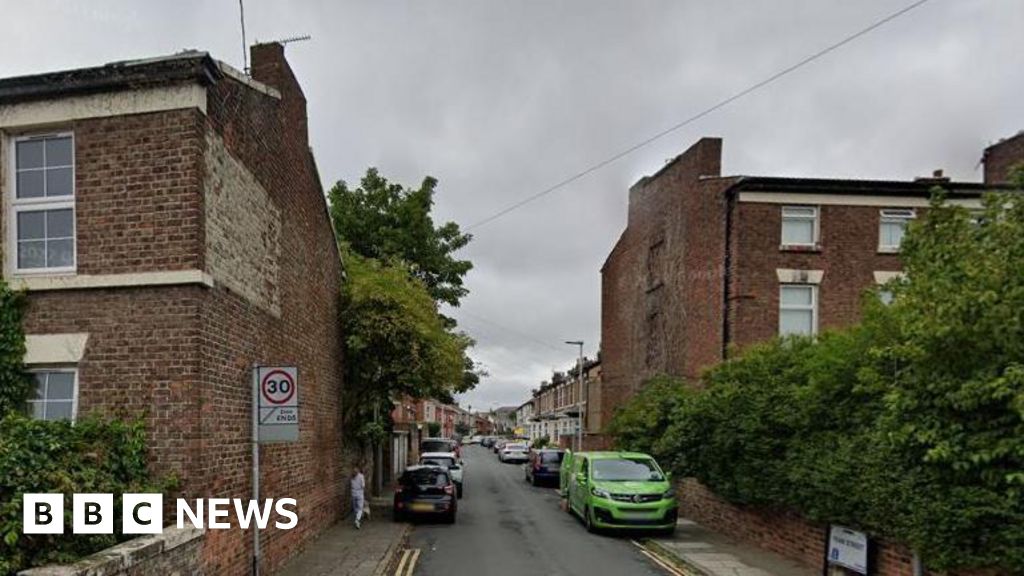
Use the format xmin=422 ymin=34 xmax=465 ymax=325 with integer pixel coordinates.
xmin=26 ymin=367 xmax=79 ymax=422
xmin=780 ymin=205 xmax=820 ymax=248
xmin=779 ymin=284 xmax=818 ymax=336
xmin=878 ymin=208 xmax=915 ymax=253
xmin=7 ymin=131 xmax=77 ymax=276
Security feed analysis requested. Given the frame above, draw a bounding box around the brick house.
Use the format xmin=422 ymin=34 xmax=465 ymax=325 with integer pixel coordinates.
xmin=599 ymin=135 xmax=1021 ymax=575
xmin=0 ymin=44 xmax=348 ymax=575
xmin=525 ymin=357 xmax=602 ymax=448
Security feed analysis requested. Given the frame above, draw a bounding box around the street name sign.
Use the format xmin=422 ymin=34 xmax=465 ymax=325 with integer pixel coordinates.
xmin=255 ymin=366 xmax=299 ymax=443
xmin=828 ymin=525 xmax=869 ymax=574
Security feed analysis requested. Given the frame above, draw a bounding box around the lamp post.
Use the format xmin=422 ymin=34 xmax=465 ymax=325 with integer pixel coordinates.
xmin=565 ymin=340 xmax=584 ymax=451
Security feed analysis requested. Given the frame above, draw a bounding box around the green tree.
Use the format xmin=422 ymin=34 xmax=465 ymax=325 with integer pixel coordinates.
xmin=340 ymin=247 xmax=472 ymax=439
xmin=427 ymin=422 xmax=441 ymax=437
xmin=329 ymin=168 xmax=472 ymax=307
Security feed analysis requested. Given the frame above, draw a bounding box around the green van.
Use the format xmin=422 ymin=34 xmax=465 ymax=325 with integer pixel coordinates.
xmin=561 ymin=450 xmax=677 ymax=534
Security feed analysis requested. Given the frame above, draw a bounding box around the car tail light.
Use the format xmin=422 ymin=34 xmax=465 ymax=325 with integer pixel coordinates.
xmin=395 ymin=486 xmax=404 ymax=494
xmin=443 ymin=484 xmax=454 ymax=495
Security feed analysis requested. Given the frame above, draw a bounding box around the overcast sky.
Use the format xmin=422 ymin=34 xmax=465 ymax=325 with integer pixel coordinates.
xmin=3 ymin=0 xmax=1021 ymax=411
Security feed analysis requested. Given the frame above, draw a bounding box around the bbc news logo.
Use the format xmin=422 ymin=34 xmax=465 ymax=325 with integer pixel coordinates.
xmin=23 ymin=494 xmax=298 ymax=534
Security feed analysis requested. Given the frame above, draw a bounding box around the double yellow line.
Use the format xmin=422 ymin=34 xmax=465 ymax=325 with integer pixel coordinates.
xmin=631 ymin=540 xmax=693 ymax=576
xmin=394 ymin=548 xmax=421 ymax=576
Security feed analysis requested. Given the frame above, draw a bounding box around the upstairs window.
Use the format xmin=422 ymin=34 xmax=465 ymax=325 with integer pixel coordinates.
xmin=10 ymin=133 xmax=76 ymax=273
xmin=27 ymin=370 xmax=77 ymax=422
xmin=879 ymin=209 xmax=915 ymax=252
xmin=781 ymin=206 xmax=819 ymax=248
xmin=779 ymin=285 xmax=818 ymax=336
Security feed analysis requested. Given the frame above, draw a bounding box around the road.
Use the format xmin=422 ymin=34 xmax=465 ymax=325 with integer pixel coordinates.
xmin=407 ymin=445 xmax=665 ymax=576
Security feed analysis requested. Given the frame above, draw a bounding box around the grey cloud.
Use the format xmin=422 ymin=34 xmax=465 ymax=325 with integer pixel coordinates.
xmin=4 ymin=0 xmax=1021 ymax=409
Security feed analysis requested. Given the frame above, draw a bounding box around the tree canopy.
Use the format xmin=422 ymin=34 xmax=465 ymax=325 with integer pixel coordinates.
xmin=339 ymin=247 xmax=474 ymax=438
xmin=329 ymin=168 xmax=473 ymax=307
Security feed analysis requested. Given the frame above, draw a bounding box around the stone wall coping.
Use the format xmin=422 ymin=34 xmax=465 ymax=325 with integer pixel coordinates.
xmin=18 ymin=526 xmax=204 ymax=576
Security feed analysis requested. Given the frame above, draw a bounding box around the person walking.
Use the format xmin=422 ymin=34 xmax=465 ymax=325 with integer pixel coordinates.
xmin=350 ymin=464 xmax=366 ymax=529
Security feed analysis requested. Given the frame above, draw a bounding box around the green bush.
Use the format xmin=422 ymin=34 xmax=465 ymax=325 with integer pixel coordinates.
xmin=0 ymin=414 xmax=162 ymax=575
xmin=531 ymin=435 xmax=550 ymax=449
xmin=612 ymin=190 xmax=1024 ymax=572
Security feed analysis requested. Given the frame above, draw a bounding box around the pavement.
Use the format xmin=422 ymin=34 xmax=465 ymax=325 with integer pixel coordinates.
xmin=643 ymin=519 xmax=817 ymax=576
xmin=275 ymin=500 xmax=408 ymax=576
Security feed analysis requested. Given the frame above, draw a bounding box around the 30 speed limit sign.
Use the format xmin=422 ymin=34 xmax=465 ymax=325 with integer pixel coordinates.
xmin=255 ymin=366 xmax=299 ymax=443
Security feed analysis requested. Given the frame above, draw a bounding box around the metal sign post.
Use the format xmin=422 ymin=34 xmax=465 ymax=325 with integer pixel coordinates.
xmin=251 ymin=364 xmax=260 ymax=576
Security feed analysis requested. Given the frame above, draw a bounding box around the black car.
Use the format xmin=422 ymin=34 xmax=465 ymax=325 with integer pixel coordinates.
xmin=393 ymin=466 xmax=457 ymax=523
xmin=525 ymin=448 xmax=565 ymax=486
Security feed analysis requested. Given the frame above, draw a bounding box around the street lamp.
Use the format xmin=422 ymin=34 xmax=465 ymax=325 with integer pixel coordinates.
xmin=565 ymin=340 xmax=584 ymax=451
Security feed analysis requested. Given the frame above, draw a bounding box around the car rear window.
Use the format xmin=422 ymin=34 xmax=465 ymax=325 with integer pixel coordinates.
xmin=421 ymin=457 xmax=456 ymax=468
xmin=506 ymin=444 xmax=527 ymax=450
xmin=541 ymin=451 xmax=564 ymax=463
xmin=422 ymin=440 xmax=455 ymax=453
xmin=404 ymin=469 xmax=449 ymax=486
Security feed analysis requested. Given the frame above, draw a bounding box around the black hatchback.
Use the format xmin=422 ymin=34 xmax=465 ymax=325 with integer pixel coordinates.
xmin=393 ymin=466 xmax=457 ymax=523
xmin=525 ymin=448 xmax=565 ymax=486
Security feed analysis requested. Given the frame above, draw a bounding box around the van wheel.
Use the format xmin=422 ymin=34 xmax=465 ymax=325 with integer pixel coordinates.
xmin=584 ymin=506 xmax=598 ymax=533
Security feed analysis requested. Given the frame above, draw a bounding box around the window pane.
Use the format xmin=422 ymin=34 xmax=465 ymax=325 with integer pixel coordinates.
xmin=46 ymin=167 xmax=73 ymax=197
xmin=46 ymin=209 xmax=74 ymax=238
xmin=880 ymin=221 xmax=905 ymax=248
xmin=16 ymin=140 xmax=44 ymax=169
xmin=16 ymin=170 xmax=45 ymax=199
xmin=17 ymin=211 xmax=45 ymax=240
xmin=46 ymin=239 xmax=75 ymax=268
xmin=879 ymin=290 xmax=894 ymax=305
xmin=18 ymin=241 xmax=46 ymax=268
xmin=783 ymin=207 xmax=816 ymax=218
xmin=46 ymin=373 xmax=74 ymax=400
xmin=46 ymin=401 xmax=73 ymax=421
xmin=780 ymin=309 xmax=814 ymax=335
xmin=780 ymin=286 xmax=813 ymax=306
xmin=782 ymin=220 xmax=815 ymax=245
xmin=31 ymin=374 xmax=46 ymax=399
xmin=45 ymin=137 xmax=73 ymax=166
xmin=29 ymin=401 xmax=46 ymax=419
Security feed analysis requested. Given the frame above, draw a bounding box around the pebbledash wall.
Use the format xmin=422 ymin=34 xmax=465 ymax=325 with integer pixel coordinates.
xmin=601 ymin=136 xmax=1021 ymax=576
xmin=0 ymin=45 xmax=348 ymax=575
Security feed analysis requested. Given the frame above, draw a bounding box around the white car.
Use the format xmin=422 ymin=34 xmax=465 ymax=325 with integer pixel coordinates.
xmin=420 ymin=451 xmax=464 ymax=498
xmin=498 ymin=443 xmax=529 ymax=464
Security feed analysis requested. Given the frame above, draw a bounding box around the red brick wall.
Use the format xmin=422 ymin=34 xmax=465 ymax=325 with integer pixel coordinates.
xmin=678 ymin=479 xmax=996 ymax=576
xmin=728 ymin=202 xmax=902 ymax=351
xmin=600 ymin=138 xmax=737 ymax=429
xmin=21 ymin=286 xmax=205 ymax=490
xmin=983 ymin=131 xmax=1024 ymax=185
xmin=73 ymin=109 xmax=206 ymax=275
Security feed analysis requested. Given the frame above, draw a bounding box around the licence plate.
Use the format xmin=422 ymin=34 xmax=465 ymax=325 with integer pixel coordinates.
xmin=410 ymin=503 xmax=435 ymax=513
xmin=618 ymin=511 xmax=655 ymax=519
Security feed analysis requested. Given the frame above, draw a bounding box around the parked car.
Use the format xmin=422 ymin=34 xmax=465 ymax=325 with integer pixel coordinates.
xmin=393 ymin=465 xmax=458 ymax=523
xmin=493 ymin=438 xmax=508 ymax=454
xmin=420 ymin=451 xmax=464 ymax=498
xmin=421 ymin=437 xmax=460 ymax=458
xmin=562 ymin=451 xmax=677 ymax=535
xmin=464 ymin=435 xmax=481 ymax=445
xmin=525 ymin=448 xmax=564 ymax=486
xmin=499 ymin=442 xmax=529 ymax=463
xmin=480 ymin=436 xmax=495 ymax=448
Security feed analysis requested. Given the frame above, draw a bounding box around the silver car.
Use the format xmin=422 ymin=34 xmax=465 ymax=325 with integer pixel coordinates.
xmin=498 ymin=443 xmax=529 ymax=463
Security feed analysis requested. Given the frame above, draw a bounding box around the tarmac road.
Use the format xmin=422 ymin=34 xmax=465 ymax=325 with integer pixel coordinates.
xmin=407 ymin=445 xmax=665 ymax=576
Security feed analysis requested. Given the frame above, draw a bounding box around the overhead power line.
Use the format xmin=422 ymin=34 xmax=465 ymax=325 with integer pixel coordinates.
xmin=458 ymin=310 xmax=565 ymax=353
xmin=464 ymin=0 xmax=935 ymax=232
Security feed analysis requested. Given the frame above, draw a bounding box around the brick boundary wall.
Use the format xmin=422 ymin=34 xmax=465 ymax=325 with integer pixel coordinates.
xmin=19 ymin=527 xmax=203 ymax=576
xmin=677 ymin=478 xmax=998 ymax=576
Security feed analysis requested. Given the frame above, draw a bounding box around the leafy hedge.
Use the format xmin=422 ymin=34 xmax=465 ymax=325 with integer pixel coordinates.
xmin=612 ymin=190 xmax=1024 ymax=572
xmin=0 ymin=414 xmax=162 ymax=575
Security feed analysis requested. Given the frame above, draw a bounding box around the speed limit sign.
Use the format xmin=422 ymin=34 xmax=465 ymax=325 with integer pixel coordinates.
xmin=255 ymin=366 xmax=298 ymax=443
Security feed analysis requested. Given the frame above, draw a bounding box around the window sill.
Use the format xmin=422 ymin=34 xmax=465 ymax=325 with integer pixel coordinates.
xmin=779 ymin=245 xmax=821 ymax=253
xmin=877 ymin=247 xmax=901 ymax=255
